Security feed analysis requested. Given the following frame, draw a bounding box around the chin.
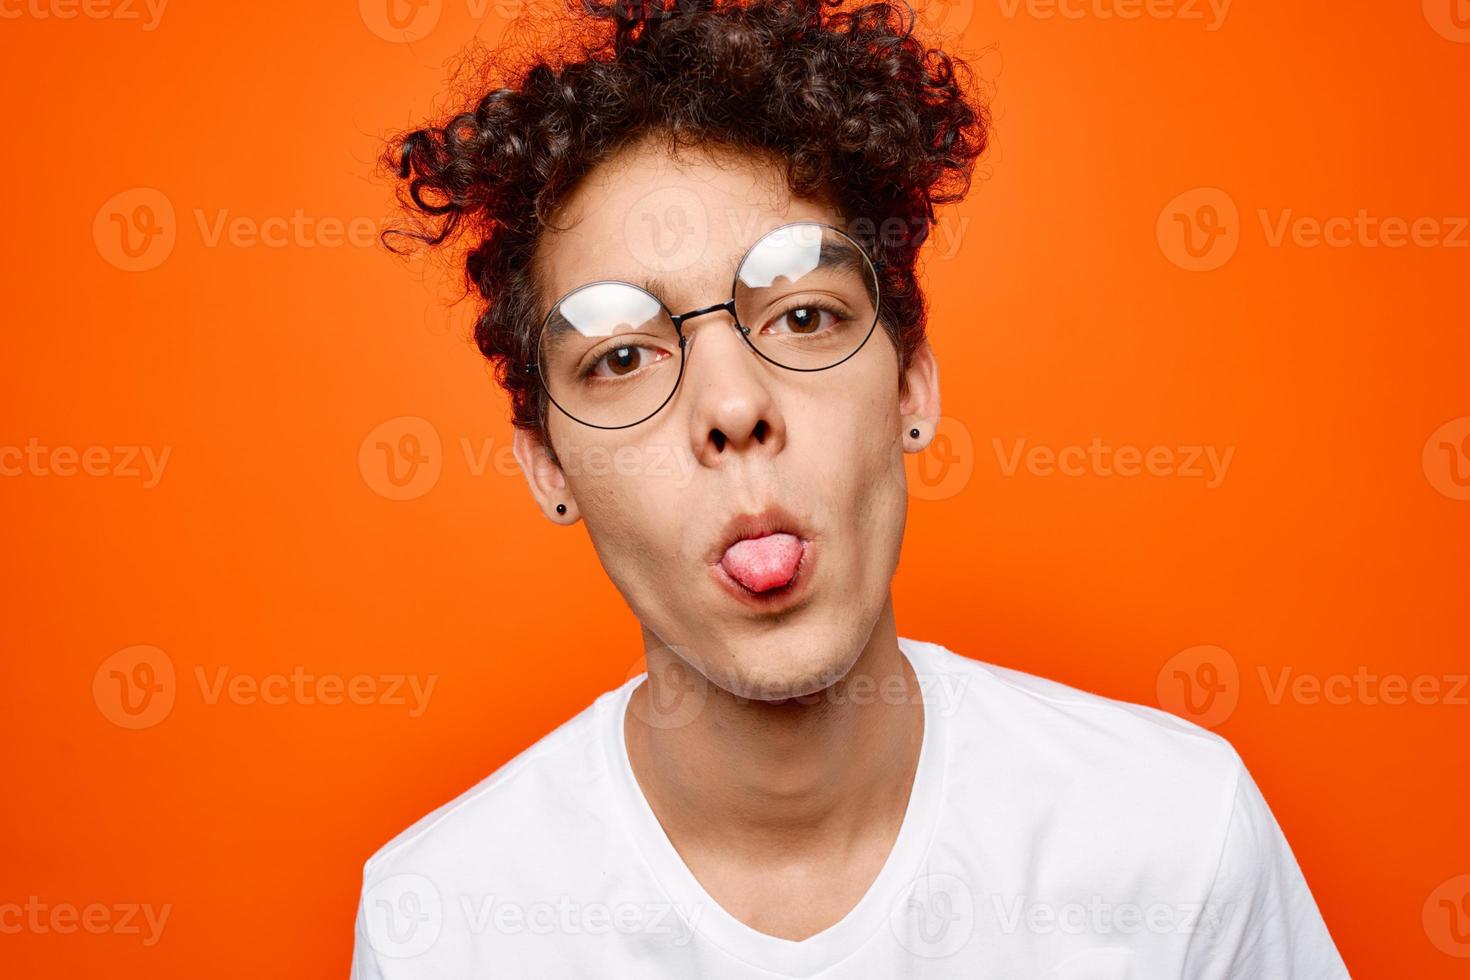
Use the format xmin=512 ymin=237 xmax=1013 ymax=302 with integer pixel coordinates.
xmin=707 ymin=622 xmax=867 ymax=703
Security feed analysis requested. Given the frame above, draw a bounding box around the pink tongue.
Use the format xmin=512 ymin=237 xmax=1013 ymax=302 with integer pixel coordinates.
xmin=721 ymin=533 xmax=803 ymax=593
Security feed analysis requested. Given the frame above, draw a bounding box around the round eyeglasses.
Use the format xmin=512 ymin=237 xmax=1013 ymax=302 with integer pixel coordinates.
xmin=527 ymin=221 xmax=885 ymax=430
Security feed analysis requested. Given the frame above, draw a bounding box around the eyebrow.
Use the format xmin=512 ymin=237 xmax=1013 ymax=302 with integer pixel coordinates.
xmin=639 ymin=237 xmax=869 ymax=305
xmin=814 ymin=237 xmax=870 ymax=279
xmin=641 ymin=275 xmax=675 ymax=301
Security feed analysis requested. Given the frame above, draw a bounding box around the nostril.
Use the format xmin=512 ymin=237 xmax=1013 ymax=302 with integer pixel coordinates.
xmin=752 ymin=419 xmax=769 ymax=444
xmin=711 ymin=430 xmax=727 ymax=452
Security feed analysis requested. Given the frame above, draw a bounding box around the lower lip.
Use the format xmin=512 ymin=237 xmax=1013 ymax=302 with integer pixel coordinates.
xmin=708 ymin=537 xmax=816 ymax=612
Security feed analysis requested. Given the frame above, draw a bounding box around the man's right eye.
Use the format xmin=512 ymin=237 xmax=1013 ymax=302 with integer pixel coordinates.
xmin=584 ymin=344 xmax=670 ymax=380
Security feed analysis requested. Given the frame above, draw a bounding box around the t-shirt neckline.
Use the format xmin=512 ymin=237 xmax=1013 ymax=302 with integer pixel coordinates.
xmin=601 ymin=636 xmax=949 ymax=977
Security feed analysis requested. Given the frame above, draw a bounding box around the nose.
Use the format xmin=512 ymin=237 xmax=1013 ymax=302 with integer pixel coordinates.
xmin=677 ymin=308 xmax=787 ymax=466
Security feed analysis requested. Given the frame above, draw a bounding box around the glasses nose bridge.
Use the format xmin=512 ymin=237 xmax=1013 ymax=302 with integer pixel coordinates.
xmin=670 ymin=298 xmax=748 ymax=340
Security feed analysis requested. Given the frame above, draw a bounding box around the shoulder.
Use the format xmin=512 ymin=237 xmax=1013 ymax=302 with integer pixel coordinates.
xmin=909 ymin=636 xmax=1245 ymax=780
xmin=904 ymin=638 xmax=1348 ymax=976
xmin=906 ymin=637 xmax=1249 ymax=862
xmin=358 ymin=681 xmax=631 ymax=894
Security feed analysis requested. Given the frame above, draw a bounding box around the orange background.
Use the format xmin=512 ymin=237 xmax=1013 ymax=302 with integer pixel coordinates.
xmin=2 ymin=0 xmax=1467 ymax=975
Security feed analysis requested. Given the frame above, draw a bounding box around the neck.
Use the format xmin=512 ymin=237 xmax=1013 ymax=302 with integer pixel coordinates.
xmin=625 ymin=598 xmax=924 ymax=863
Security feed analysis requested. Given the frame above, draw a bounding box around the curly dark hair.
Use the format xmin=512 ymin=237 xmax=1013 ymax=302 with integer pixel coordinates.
xmin=384 ymin=0 xmax=990 ymax=459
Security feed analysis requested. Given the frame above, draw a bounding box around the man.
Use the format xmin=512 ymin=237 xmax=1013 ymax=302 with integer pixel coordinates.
xmin=352 ymin=0 xmax=1349 ymax=975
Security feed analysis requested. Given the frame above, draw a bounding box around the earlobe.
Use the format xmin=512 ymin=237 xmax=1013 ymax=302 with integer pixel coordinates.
xmin=904 ymin=423 xmax=933 ymax=453
xmin=899 ymin=339 xmax=941 ymax=453
xmin=512 ymin=428 xmax=577 ymax=523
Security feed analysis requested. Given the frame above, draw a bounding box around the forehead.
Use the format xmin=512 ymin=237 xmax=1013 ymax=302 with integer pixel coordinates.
xmin=534 ymin=137 xmax=846 ymax=312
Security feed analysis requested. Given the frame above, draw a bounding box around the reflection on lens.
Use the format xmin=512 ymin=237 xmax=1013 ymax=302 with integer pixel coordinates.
xmin=736 ymin=223 xmax=879 ymax=371
xmin=738 ymin=222 xmax=826 ymax=289
xmin=538 ymin=281 xmax=682 ymax=429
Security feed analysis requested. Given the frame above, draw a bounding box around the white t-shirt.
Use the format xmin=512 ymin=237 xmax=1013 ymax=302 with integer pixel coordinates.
xmin=350 ymin=637 xmax=1349 ymax=978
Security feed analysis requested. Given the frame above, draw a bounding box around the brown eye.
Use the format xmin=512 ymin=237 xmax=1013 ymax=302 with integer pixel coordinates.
xmin=605 ymin=346 xmax=640 ymax=375
xmin=766 ymin=305 xmax=839 ymax=336
xmin=787 ymin=308 xmax=820 ymax=333
xmin=586 ymin=344 xmax=668 ymax=380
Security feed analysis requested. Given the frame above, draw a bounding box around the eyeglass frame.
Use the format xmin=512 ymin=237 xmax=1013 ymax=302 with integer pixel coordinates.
xmin=524 ymin=220 xmax=888 ymax=431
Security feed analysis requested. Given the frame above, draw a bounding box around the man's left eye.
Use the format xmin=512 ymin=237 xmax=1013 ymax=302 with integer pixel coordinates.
xmin=767 ymin=307 xmax=836 ymax=335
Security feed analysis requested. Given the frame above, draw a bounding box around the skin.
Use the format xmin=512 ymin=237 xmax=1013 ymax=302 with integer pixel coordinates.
xmin=512 ymin=132 xmax=942 ymax=941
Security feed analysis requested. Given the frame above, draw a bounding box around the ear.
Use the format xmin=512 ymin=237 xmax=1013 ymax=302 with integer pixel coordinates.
xmin=512 ymin=428 xmax=577 ymax=523
xmin=899 ymin=338 xmax=942 ymax=452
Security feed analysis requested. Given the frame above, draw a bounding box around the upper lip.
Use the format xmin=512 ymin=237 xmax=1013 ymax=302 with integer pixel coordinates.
xmin=706 ymin=505 xmax=811 ymax=565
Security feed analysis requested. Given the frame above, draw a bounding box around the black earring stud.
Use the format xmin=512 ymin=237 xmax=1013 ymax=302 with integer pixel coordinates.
xmin=556 ymin=503 xmax=567 ymax=515
xmin=909 ymin=427 xmax=920 ymax=439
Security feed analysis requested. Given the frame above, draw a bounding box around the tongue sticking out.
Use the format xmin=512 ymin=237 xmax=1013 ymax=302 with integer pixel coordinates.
xmin=720 ymin=533 xmax=804 ymax=593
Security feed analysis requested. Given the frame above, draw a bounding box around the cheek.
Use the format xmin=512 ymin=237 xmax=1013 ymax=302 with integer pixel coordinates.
xmin=813 ymin=352 xmax=905 ymax=509
xmin=566 ymin=442 xmax=693 ymax=586
xmin=773 ymin=397 xmax=905 ymax=612
xmin=850 ymin=422 xmax=908 ymax=535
